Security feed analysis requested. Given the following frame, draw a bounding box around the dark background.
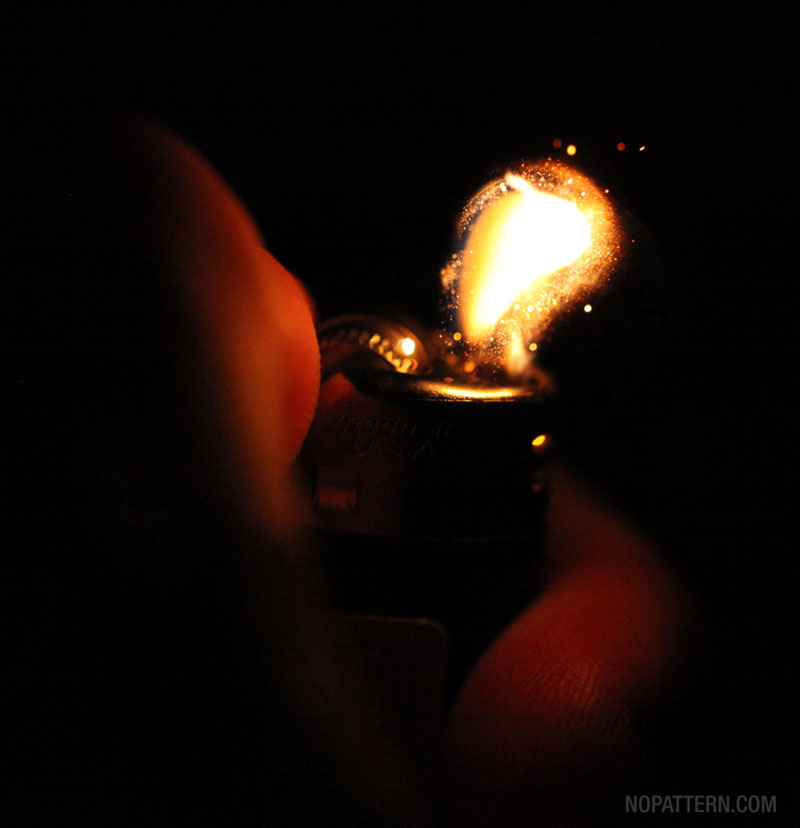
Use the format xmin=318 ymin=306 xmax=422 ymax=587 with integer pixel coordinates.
xmin=5 ymin=5 xmax=794 ymax=822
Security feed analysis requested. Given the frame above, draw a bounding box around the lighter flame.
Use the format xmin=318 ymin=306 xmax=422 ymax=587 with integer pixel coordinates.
xmin=441 ymin=159 xmax=622 ymax=375
xmin=459 ymin=173 xmax=591 ymax=339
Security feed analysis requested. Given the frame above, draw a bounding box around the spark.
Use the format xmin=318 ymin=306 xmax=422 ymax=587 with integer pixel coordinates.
xmin=398 ymin=337 xmax=416 ymax=356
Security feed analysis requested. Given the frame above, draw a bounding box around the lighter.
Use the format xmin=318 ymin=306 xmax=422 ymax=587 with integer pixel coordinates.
xmin=297 ymin=159 xmax=623 ymax=694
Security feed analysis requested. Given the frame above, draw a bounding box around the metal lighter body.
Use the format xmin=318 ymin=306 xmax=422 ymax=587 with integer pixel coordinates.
xmin=298 ymin=316 xmax=556 ymax=692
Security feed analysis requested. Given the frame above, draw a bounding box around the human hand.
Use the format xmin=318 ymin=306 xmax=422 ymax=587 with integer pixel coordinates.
xmin=9 ymin=116 xmax=685 ymax=827
xmin=445 ymin=464 xmax=685 ymax=826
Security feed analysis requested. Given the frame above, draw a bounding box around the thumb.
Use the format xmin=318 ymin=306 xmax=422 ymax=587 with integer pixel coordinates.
xmin=122 ymin=117 xmax=320 ymax=533
xmin=445 ymin=466 xmax=686 ymax=826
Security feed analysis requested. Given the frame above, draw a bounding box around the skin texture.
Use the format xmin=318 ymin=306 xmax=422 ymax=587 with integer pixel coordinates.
xmin=445 ymin=467 xmax=685 ymax=826
xmin=124 ymin=119 xmax=321 ymax=535
xmin=9 ymin=118 xmax=685 ymax=826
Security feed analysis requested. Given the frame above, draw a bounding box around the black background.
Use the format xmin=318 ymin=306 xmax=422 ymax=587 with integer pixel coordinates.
xmin=5 ymin=4 xmax=795 ymax=822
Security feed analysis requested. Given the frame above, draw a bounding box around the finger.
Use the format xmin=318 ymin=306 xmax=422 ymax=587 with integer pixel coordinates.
xmin=122 ymin=117 xmax=320 ymax=532
xmin=121 ymin=123 xmax=438 ymax=819
xmin=445 ymin=465 xmax=687 ymax=826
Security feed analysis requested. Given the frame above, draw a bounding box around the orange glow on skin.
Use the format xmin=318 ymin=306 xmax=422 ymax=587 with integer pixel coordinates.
xmin=136 ymin=121 xmax=319 ymax=536
xmin=446 ymin=467 xmax=686 ymax=822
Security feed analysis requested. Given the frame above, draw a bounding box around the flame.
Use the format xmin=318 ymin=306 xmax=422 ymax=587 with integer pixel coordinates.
xmin=442 ymin=159 xmax=622 ymax=373
xmin=459 ymin=173 xmax=592 ymax=338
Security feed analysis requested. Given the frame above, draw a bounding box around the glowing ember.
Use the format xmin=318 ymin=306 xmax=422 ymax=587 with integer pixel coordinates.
xmin=441 ymin=159 xmax=622 ymax=375
xmin=398 ymin=337 xmax=416 ymax=356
